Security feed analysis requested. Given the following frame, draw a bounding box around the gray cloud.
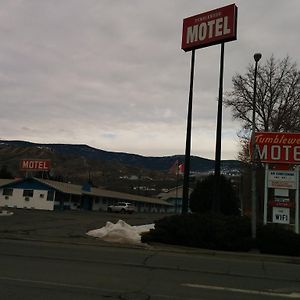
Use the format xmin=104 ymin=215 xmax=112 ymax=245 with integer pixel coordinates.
xmin=0 ymin=0 xmax=299 ymax=159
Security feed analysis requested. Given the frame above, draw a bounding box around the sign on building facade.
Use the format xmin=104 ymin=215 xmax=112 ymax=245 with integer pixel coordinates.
xmin=20 ymin=159 xmax=51 ymax=171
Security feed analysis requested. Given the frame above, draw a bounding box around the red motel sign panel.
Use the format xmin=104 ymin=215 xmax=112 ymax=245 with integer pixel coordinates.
xmin=252 ymin=132 xmax=300 ymax=164
xmin=181 ymin=4 xmax=237 ymax=52
xmin=20 ymin=159 xmax=51 ymax=171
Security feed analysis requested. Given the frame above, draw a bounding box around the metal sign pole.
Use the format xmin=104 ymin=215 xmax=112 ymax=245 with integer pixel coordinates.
xmin=251 ymin=54 xmax=261 ymax=239
xmin=263 ymin=163 xmax=269 ymax=225
xmin=295 ymin=165 xmax=299 ymax=234
xmin=182 ymin=49 xmax=196 ymax=214
xmin=213 ymin=42 xmax=225 ymax=212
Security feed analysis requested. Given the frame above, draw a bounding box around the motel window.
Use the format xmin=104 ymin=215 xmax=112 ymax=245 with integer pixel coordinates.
xmin=47 ymin=190 xmax=55 ymax=201
xmin=3 ymin=188 xmax=13 ymax=196
xmin=23 ymin=190 xmax=33 ymax=197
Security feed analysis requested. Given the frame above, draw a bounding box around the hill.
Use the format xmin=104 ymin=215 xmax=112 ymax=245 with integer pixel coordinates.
xmin=0 ymin=140 xmax=241 ymax=194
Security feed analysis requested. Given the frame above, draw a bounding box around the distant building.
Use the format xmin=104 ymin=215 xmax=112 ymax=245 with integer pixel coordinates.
xmin=0 ymin=177 xmax=172 ymax=213
xmin=157 ymin=186 xmax=192 ymax=214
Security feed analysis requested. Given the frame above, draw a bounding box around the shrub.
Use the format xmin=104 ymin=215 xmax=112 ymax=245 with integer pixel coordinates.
xmin=142 ymin=213 xmax=252 ymax=251
xmin=257 ymin=224 xmax=300 ymax=256
xmin=189 ymin=175 xmax=239 ymax=216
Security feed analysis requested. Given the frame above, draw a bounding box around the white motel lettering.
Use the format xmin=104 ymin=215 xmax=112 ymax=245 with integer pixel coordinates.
xmin=256 ymin=144 xmax=300 ymax=162
xmin=186 ymin=16 xmax=231 ymax=44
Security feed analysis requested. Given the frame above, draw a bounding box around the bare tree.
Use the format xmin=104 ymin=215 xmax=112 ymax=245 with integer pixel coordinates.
xmin=225 ymin=55 xmax=300 ymax=134
xmin=224 ymin=56 xmax=300 ymax=212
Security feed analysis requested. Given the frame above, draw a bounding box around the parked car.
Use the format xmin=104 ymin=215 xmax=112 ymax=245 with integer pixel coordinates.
xmin=107 ymin=202 xmax=136 ymax=213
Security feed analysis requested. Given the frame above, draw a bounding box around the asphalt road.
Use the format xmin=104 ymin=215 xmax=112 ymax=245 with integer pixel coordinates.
xmin=0 ymin=209 xmax=300 ymax=299
xmin=1 ymin=239 xmax=300 ymax=300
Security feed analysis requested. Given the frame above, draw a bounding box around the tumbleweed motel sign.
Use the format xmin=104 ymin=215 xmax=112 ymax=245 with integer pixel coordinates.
xmin=180 ymin=4 xmax=238 ymax=213
xmin=251 ymin=132 xmax=300 ymax=233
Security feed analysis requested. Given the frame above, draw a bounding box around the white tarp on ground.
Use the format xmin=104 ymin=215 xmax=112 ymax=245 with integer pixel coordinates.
xmin=86 ymin=220 xmax=154 ymax=245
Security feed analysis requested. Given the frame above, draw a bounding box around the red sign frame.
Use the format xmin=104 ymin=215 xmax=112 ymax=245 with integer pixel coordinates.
xmin=20 ymin=159 xmax=51 ymax=171
xmin=252 ymin=132 xmax=300 ymax=164
xmin=181 ymin=4 xmax=237 ymax=52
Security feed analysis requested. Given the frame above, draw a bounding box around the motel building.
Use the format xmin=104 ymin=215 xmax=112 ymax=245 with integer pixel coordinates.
xmin=0 ymin=177 xmax=172 ymax=213
xmin=157 ymin=186 xmax=192 ymax=214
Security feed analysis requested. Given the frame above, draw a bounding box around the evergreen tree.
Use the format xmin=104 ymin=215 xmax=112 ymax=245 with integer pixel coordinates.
xmin=189 ymin=175 xmax=239 ymax=216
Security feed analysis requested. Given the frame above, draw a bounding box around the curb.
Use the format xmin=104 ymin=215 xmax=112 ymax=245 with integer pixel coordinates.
xmin=1 ymin=234 xmax=300 ymax=265
xmin=146 ymin=242 xmax=300 ymax=264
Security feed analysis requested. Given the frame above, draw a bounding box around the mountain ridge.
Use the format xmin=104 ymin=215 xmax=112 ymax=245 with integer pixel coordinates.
xmin=0 ymin=139 xmax=241 ymax=193
xmin=0 ymin=139 xmax=240 ymax=172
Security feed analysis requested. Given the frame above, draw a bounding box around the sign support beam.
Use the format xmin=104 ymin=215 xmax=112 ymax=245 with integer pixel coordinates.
xmin=182 ymin=49 xmax=195 ymax=214
xmin=263 ymin=163 xmax=269 ymax=225
xmin=213 ymin=42 xmax=225 ymax=212
xmin=296 ymin=166 xmax=299 ymax=233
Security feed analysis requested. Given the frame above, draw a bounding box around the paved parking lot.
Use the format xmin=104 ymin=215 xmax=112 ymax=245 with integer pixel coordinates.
xmin=0 ymin=208 xmax=171 ymax=245
xmin=2 ymin=208 xmax=300 ymax=267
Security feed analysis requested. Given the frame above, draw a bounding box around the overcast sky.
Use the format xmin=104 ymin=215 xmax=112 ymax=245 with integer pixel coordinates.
xmin=0 ymin=0 xmax=299 ymax=160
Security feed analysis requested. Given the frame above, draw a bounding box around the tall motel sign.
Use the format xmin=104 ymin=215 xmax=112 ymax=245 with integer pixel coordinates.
xmin=251 ymin=132 xmax=300 ymax=233
xmin=181 ymin=4 xmax=238 ymax=213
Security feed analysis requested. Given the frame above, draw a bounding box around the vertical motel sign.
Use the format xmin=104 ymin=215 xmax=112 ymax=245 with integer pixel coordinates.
xmin=180 ymin=4 xmax=237 ymax=214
